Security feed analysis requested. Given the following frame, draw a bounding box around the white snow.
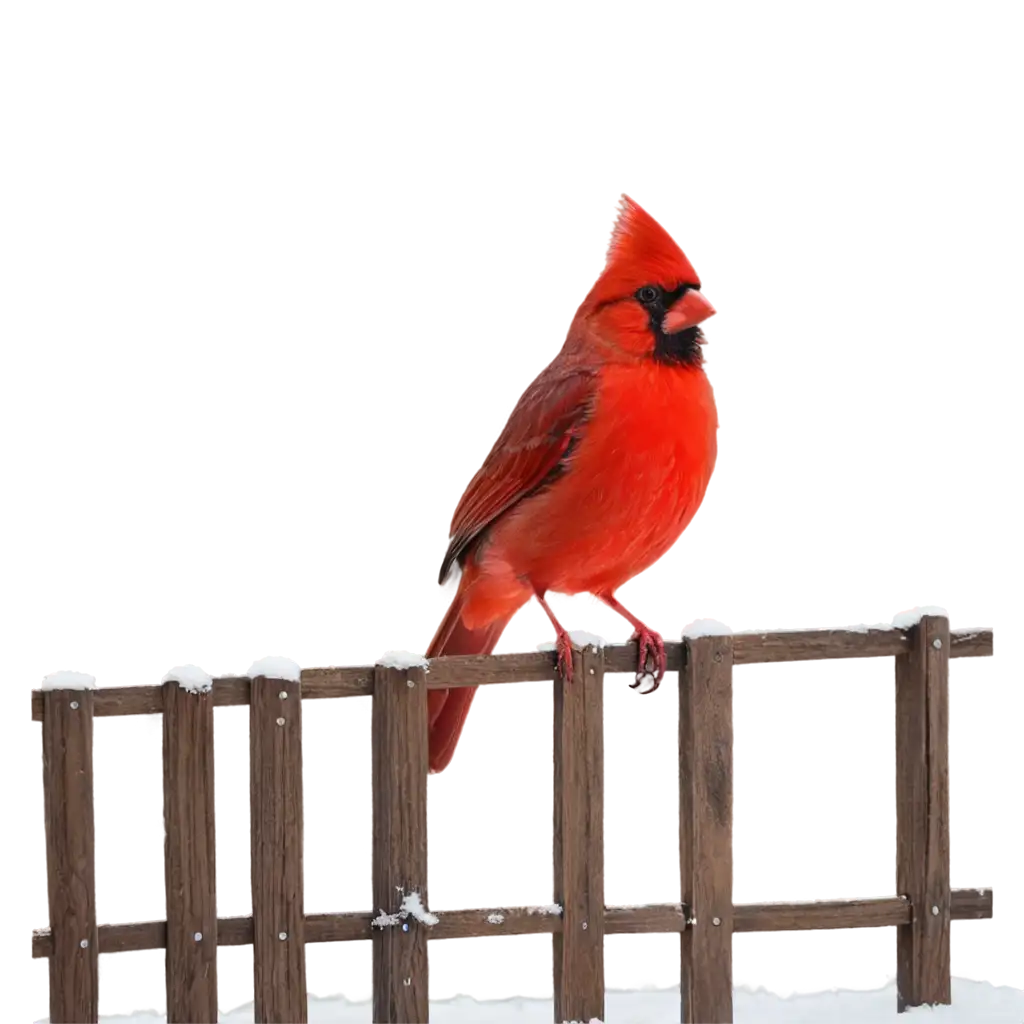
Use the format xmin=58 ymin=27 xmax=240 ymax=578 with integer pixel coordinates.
xmin=679 ymin=614 xmax=737 ymax=638
xmin=884 ymin=598 xmax=954 ymax=630
xmin=80 ymin=979 xmax=1024 ymax=1023
xmin=377 ymin=650 xmax=430 ymax=669
xmin=401 ymin=890 xmax=439 ymax=926
xmin=663 ymin=602 xmax=958 ymax=643
xmin=372 ymin=890 xmax=438 ymax=928
xmin=246 ymin=656 xmax=301 ymax=681
xmin=161 ymin=664 xmax=213 ymax=693
xmin=41 ymin=670 xmax=96 ymax=691
xmin=537 ymin=630 xmax=606 ymax=651
xmin=468 ymin=905 xmax=565 ymax=921
xmin=528 ymin=905 xmax=561 ymax=921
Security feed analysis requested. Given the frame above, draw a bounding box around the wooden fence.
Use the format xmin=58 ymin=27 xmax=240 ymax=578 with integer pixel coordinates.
xmin=31 ymin=614 xmax=994 ymax=1023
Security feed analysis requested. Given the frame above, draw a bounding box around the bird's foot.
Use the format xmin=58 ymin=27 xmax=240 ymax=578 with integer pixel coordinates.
xmin=535 ymin=590 xmax=575 ymax=683
xmin=629 ymin=626 xmax=666 ymax=694
xmin=553 ymin=627 xmax=574 ymax=683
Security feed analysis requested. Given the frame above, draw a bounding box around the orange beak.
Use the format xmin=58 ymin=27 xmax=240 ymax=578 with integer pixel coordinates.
xmin=662 ymin=289 xmax=716 ymax=336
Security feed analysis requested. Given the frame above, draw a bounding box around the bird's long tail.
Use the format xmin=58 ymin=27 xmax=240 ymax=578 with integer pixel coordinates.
xmin=426 ymin=586 xmax=513 ymax=773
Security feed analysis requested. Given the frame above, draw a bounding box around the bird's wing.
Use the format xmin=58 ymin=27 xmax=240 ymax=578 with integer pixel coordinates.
xmin=438 ymin=363 xmax=598 ymax=583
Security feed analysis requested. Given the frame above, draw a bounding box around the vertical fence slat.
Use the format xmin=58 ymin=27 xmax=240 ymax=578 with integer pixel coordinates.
xmin=896 ymin=614 xmax=951 ymax=1011
xmin=163 ymin=680 xmax=218 ymax=1023
xmin=679 ymin=634 xmax=733 ymax=1024
xmin=43 ymin=689 xmax=99 ymax=1024
xmin=250 ymin=675 xmax=307 ymax=1024
xmin=552 ymin=643 xmax=605 ymax=1024
xmin=372 ymin=664 xmax=429 ymax=1024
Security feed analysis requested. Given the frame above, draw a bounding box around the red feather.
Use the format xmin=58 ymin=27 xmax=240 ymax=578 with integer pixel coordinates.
xmin=438 ymin=364 xmax=597 ymax=583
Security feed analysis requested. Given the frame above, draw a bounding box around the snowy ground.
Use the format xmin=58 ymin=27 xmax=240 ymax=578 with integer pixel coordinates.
xmin=72 ymin=978 xmax=1024 ymax=1023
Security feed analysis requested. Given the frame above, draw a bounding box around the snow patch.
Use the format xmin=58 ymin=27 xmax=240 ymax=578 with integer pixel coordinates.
xmin=247 ymin=656 xmax=301 ymax=682
xmin=486 ymin=912 xmax=505 ymax=925
xmin=162 ymin=664 xmax=213 ymax=693
xmin=372 ymin=890 xmax=438 ymax=929
xmin=884 ymin=598 xmax=954 ymax=626
xmin=667 ymin=602 xmax=954 ymax=643
xmin=402 ymin=891 xmax=439 ymax=926
xmin=537 ymin=630 xmax=606 ymax=651
xmin=41 ymin=671 xmax=96 ymax=691
xmin=528 ymin=905 xmax=561 ymax=921
xmin=51 ymin=976 xmax=1024 ymax=1023
xmin=679 ymin=614 xmax=737 ymax=638
xmin=377 ymin=650 xmax=430 ymax=670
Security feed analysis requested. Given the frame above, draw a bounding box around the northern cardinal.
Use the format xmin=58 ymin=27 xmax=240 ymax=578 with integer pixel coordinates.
xmin=427 ymin=197 xmax=718 ymax=772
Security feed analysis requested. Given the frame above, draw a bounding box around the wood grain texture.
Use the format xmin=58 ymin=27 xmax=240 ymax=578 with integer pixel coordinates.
xmin=32 ymin=884 xmax=999 ymax=954
xmin=680 ymin=634 xmax=734 ymax=1024
xmin=29 ymin=627 xmax=993 ymax=720
xmin=250 ymin=675 xmax=307 ymax=1023
xmin=372 ymin=665 xmax=430 ymax=1024
xmin=42 ymin=689 xmax=99 ymax=1023
xmin=735 ymin=897 xmax=908 ymax=931
xmin=553 ymin=644 xmax=605 ymax=1024
xmin=162 ymin=682 xmax=218 ymax=1023
xmin=896 ymin=615 xmax=951 ymax=1010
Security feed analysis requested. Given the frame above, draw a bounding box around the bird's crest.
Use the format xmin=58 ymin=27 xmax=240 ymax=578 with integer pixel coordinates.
xmin=605 ymin=195 xmax=700 ymax=288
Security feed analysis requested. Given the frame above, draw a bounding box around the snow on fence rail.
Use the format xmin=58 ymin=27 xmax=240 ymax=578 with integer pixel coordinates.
xmin=31 ymin=616 xmax=994 ymax=1024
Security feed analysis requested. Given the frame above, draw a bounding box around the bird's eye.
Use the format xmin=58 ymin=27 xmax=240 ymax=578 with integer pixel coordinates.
xmin=637 ymin=286 xmax=659 ymax=304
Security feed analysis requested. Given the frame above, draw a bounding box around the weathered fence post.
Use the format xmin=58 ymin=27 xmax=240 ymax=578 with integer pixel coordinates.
xmin=679 ymin=633 xmax=734 ymax=1024
xmin=372 ymin=663 xmax=430 ymax=1024
xmin=42 ymin=686 xmax=100 ymax=1024
xmin=250 ymin=671 xmax=307 ymax=1023
xmin=552 ymin=643 xmax=605 ymax=1024
xmin=163 ymin=676 xmax=218 ymax=1023
xmin=895 ymin=614 xmax=951 ymax=1011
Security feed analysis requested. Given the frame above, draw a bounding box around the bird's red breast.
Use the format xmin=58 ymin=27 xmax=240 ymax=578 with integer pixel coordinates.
xmin=453 ymin=346 xmax=717 ymax=629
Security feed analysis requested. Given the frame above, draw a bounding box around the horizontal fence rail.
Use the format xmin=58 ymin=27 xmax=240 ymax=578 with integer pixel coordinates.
xmin=30 ymin=627 xmax=994 ymax=720
xmin=32 ymin=889 xmax=994 ymax=957
xmin=32 ymin=619 xmax=994 ymax=1024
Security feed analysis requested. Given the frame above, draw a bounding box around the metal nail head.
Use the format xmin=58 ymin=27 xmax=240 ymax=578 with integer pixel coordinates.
xmin=582 ymin=921 xmax=588 ymax=930
xmin=276 ymin=717 xmax=285 ymax=726
xmin=279 ymin=691 xmax=288 ymax=700
xmin=932 ymin=638 xmax=942 ymax=649
xmin=407 ymin=678 xmax=415 ymax=688
xmin=194 ymin=932 xmax=202 ymax=942
xmin=80 ymin=938 xmax=89 ymax=948
xmin=70 ymin=701 xmax=79 ymax=710
xmin=931 ymin=905 xmax=939 ymax=916
xmin=712 ymin=916 xmax=722 ymax=926
xmin=278 ymin=931 xmax=287 ymax=941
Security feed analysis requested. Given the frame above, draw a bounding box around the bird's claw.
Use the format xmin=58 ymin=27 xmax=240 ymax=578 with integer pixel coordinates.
xmin=554 ymin=629 xmax=574 ymax=683
xmin=628 ymin=627 xmax=666 ymax=694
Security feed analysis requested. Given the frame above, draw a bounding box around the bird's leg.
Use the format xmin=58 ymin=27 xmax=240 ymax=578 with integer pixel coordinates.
xmin=535 ymin=591 xmax=574 ymax=683
xmin=597 ymin=593 xmax=666 ymax=693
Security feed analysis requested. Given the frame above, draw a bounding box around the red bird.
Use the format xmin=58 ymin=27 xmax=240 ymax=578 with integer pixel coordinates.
xmin=427 ymin=197 xmax=718 ymax=772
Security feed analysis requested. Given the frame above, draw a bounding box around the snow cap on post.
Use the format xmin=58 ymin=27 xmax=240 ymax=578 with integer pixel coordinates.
xmin=162 ymin=664 xmax=213 ymax=693
xmin=41 ymin=671 xmax=97 ymax=691
xmin=376 ymin=651 xmax=430 ymax=670
xmin=892 ymin=606 xmax=948 ymax=629
xmin=246 ymin=656 xmax=301 ymax=681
